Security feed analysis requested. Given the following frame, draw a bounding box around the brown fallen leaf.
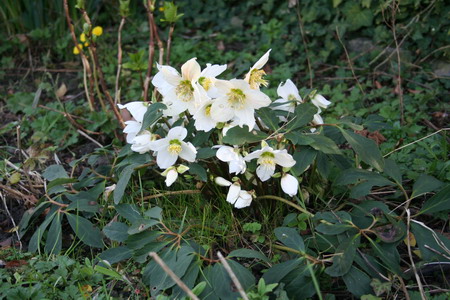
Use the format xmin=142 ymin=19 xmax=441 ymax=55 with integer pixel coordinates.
xmin=5 ymin=259 xmax=28 ymax=269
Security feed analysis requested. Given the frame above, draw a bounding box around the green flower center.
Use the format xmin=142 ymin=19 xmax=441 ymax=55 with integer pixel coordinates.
xmin=199 ymin=77 xmax=213 ymax=91
xmin=176 ymin=80 xmax=194 ymax=102
xmin=168 ymin=139 xmax=182 ymax=155
xmin=227 ymin=88 xmax=246 ymax=109
xmin=204 ymin=104 xmax=212 ymax=117
xmin=258 ymin=151 xmax=275 ymax=166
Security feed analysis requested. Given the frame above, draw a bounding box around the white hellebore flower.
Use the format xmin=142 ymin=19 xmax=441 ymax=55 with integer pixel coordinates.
xmin=310 ymin=113 xmax=324 ymax=133
xmin=193 ymin=100 xmax=216 ymax=132
xmin=131 ymin=130 xmax=158 ymax=154
xmin=117 ymin=101 xmax=148 ymax=143
xmin=272 ymin=79 xmax=302 ymax=113
xmin=198 ymin=63 xmax=227 ymax=98
xmin=244 ymin=143 xmax=296 ymax=182
xmin=149 ymin=126 xmax=197 ymax=169
xmin=311 ymin=94 xmax=331 ymax=110
xmin=214 ymin=177 xmax=253 ymax=209
xmin=152 ymin=58 xmax=208 ymax=116
xmin=210 ymin=79 xmax=271 ymax=130
xmin=281 ymin=174 xmax=298 ymax=197
xmin=215 ymin=145 xmax=246 ymax=175
xmin=163 ymin=167 xmax=178 ymax=187
xmin=244 ymin=49 xmax=271 ymax=89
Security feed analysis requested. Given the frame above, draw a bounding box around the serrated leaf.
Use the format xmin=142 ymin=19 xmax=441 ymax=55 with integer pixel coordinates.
xmin=67 ymin=213 xmax=103 ymax=248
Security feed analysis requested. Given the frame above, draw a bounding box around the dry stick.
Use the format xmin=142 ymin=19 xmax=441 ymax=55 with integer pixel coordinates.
xmin=38 ymin=104 xmax=94 ymax=123
xmin=0 ymin=192 xmax=22 ymax=251
xmin=335 ymin=27 xmax=365 ymax=95
xmin=88 ymin=48 xmax=107 ymax=111
xmin=149 ymin=252 xmax=199 ymax=300
xmin=0 ymin=67 xmax=81 ymax=73
xmin=63 ymin=0 xmax=96 ymax=111
xmin=391 ymin=1 xmax=405 ymax=125
xmin=295 ymin=2 xmax=313 ymax=88
xmin=406 ymin=209 xmax=427 ymax=300
xmin=78 ymin=8 xmax=125 ymax=129
xmin=76 ymin=129 xmax=104 ymax=148
xmin=115 ymin=17 xmax=126 ymax=104
xmin=217 ymin=252 xmax=249 ymax=300
xmin=418 ymin=45 xmax=450 ymax=64
xmin=143 ymin=0 xmax=156 ymax=102
xmin=142 ymin=189 xmax=201 ymax=201
xmin=166 ymin=23 xmax=175 ymax=65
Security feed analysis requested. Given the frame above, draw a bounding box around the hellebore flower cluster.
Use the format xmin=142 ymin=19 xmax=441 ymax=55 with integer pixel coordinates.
xmin=118 ymin=50 xmax=331 ymax=208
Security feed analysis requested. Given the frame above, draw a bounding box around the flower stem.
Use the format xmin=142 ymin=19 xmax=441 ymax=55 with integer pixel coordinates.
xmin=256 ymin=195 xmax=314 ymax=217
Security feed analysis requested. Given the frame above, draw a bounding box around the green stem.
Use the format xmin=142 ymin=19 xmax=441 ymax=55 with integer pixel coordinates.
xmin=256 ymin=195 xmax=314 ymax=217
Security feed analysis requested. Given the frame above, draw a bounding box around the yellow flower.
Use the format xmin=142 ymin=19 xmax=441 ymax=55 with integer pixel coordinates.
xmin=84 ymin=42 xmax=89 ymax=47
xmin=92 ymin=26 xmax=103 ymax=36
xmin=73 ymin=43 xmax=83 ymax=55
xmin=80 ymin=33 xmax=86 ymax=42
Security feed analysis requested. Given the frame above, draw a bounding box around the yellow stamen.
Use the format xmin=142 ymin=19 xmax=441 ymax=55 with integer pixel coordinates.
xmin=168 ymin=139 xmax=182 ymax=155
xmin=249 ymin=69 xmax=268 ymax=89
xmin=227 ymin=88 xmax=246 ymax=109
xmin=258 ymin=151 xmax=275 ymax=166
xmin=205 ymin=105 xmax=212 ymax=116
xmin=176 ymin=80 xmax=194 ymax=102
xmin=199 ymin=77 xmax=213 ymax=91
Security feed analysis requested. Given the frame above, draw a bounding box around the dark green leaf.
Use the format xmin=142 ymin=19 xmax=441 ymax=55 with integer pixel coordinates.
xmin=44 ymin=212 xmax=62 ymax=255
xmin=342 ymin=266 xmax=372 ymax=297
xmin=197 ymin=147 xmax=217 ymax=159
xmin=263 ymin=259 xmax=302 ymax=284
xmin=144 ymin=206 xmax=163 ymax=220
xmin=339 ymin=129 xmax=384 ymax=171
xmin=42 ymin=165 xmax=68 ymax=181
xmin=274 ymin=227 xmax=305 ymax=252
xmin=284 ymin=103 xmax=317 ymax=132
xmin=67 ymin=213 xmax=103 ymax=248
xmin=257 ymin=107 xmax=280 ymax=131
xmin=411 ymin=221 xmax=450 ymax=261
xmin=99 ymin=246 xmax=132 ymax=264
xmin=222 ymin=126 xmax=267 ymax=145
xmin=291 ymin=148 xmax=317 ymax=175
xmin=411 ymin=174 xmax=443 ymax=199
xmin=227 ymin=248 xmax=270 ymax=263
xmin=325 ymin=234 xmax=361 ymax=276
xmin=140 ymin=102 xmax=167 ymax=131
xmin=188 ymin=163 xmax=207 ymax=182
xmin=314 ymin=211 xmax=354 ymax=235
xmin=383 ymin=159 xmax=402 ymax=184
xmin=114 ymin=163 xmax=138 ymax=204
xmin=419 ymin=184 xmax=450 ymax=215
xmin=28 ymin=210 xmax=56 ymax=253
xmin=115 ymin=203 xmax=142 ymax=223
xmin=308 ymin=134 xmax=342 ymax=155
xmin=127 ymin=218 xmax=159 ymax=234
xmin=103 ymin=222 xmax=129 ymax=242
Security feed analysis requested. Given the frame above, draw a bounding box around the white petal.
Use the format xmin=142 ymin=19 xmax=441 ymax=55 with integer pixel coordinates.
xmin=311 ymin=94 xmax=331 ymax=109
xmin=181 ymin=58 xmax=201 ymax=81
xmin=210 ymin=97 xmax=234 ymax=123
xmin=226 ymin=183 xmax=241 ymax=204
xmin=215 ymin=177 xmax=232 ymax=187
xmin=252 ymin=49 xmax=271 ymax=70
xmin=274 ymin=150 xmax=296 ymax=168
xmin=118 ymin=102 xmax=148 ymax=123
xmin=123 ymin=120 xmax=142 ymax=144
xmin=234 ymin=190 xmax=253 ymax=208
xmin=277 ymin=79 xmax=302 ymax=102
xmin=256 ymin=164 xmax=275 ymax=182
xmin=165 ymin=169 xmax=178 ymax=187
xmin=281 ymin=174 xmax=298 ymax=197
xmin=244 ymin=149 xmax=263 ymax=162
xmin=216 ymin=146 xmax=236 ymax=162
xmin=179 ymin=142 xmax=197 ymax=162
xmin=161 ymin=66 xmax=182 ymax=86
xmin=167 ymin=126 xmax=187 ymax=141
xmin=313 ymin=113 xmax=324 ymax=125
xmin=201 ymin=63 xmax=227 ymax=78
xmin=229 ymin=158 xmax=246 ymax=175
xmin=131 ymin=132 xmax=156 ymax=154
xmin=156 ymin=149 xmax=178 ymax=169
xmin=246 ymin=89 xmax=272 ymax=109
xmin=272 ymin=99 xmax=294 ymax=113
xmin=234 ymin=107 xmax=256 ymax=130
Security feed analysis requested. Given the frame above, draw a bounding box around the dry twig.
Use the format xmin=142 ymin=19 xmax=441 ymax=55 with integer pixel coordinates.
xmin=217 ymin=252 xmax=249 ymax=300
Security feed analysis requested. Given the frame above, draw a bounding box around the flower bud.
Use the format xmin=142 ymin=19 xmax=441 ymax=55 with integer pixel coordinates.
xmin=176 ymin=164 xmax=189 ymax=174
xmin=215 ymin=177 xmax=231 ymax=187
